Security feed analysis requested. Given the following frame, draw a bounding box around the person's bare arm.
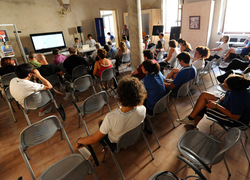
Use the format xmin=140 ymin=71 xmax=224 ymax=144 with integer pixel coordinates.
xmin=93 ymin=62 xmax=99 ymax=76
xmin=211 ymin=47 xmax=223 ymax=51
xmin=32 ymin=69 xmax=52 ymax=90
xmin=164 ymin=81 xmax=176 ymax=90
xmin=77 ymin=130 xmax=106 ymax=146
xmin=132 ymin=69 xmax=138 ymax=76
xmin=165 ymin=49 xmax=174 ymax=61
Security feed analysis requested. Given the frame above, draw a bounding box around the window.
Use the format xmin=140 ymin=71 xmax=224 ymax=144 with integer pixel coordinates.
xmin=163 ymin=0 xmax=182 ymax=33
xmin=221 ymin=0 xmax=250 ymax=34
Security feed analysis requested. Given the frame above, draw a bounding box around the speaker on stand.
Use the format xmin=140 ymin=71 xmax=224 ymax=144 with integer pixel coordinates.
xmin=77 ymin=26 xmax=83 ymax=45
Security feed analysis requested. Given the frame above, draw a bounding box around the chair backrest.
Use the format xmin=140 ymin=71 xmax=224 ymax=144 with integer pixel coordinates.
xmin=121 ymin=53 xmax=131 ymax=63
xmin=1 ymin=72 xmax=16 ymax=86
xmin=100 ymin=67 xmax=116 ymax=82
xmin=192 ymin=68 xmax=202 ymax=84
xmin=116 ymin=123 xmax=142 ymax=152
xmin=176 ymin=80 xmax=191 ymax=98
xmin=169 ymin=57 xmax=178 ymax=68
xmin=24 ymin=90 xmax=53 ymax=111
xmin=152 ymin=91 xmax=171 ymax=116
xmin=81 ymin=91 xmax=109 ymax=115
xmin=202 ymin=61 xmax=213 ymax=73
xmin=58 ymin=63 xmax=67 ymax=73
xmin=72 ymin=65 xmax=88 ymax=80
xmin=156 ymin=51 xmax=164 ymax=61
xmin=44 ymin=74 xmax=60 ymax=87
xmin=5 ymin=86 xmax=14 ymax=100
xmin=73 ymin=74 xmax=95 ymax=93
xmin=111 ymin=50 xmax=118 ymax=59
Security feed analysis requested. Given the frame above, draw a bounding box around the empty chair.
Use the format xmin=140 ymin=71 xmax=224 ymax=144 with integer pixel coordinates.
xmin=23 ymin=90 xmax=64 ymax=125
xmin=120 ymin=52 xmax=131 ymax=73
xmin=19 ymin=115 xmax=98 ymax=180
xmin=171 ymin=80 xmax=195 ymax=120
xmin=156 ymin=51 xmax=164 ymax=62
xmin=146 ymin=91 xmax=175 ymax=148
xmin=102 ymin=122 xmax=154 ymax=180
xmin=72 ymin=64 xmax=88 ymax=80
xmin=177 ymin=128 xmax=241 ymax=177
xmin=73 ymin=91 xmax=111 ymax=132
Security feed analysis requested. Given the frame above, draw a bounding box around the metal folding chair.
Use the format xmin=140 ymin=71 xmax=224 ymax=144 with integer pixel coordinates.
xmin=120 ymin=52 xmax=131 ymax=73
xmin=72 ymin=64 xmax=88 ymax=80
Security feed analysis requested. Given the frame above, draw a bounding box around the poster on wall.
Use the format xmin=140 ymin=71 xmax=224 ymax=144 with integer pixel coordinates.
xmin=189 ymin=16 xmax=200 ymax=29
xmin=1 ymin=45 xmax=14 ymax=56
xmin=95 ymin=18 xmax=105 ymax=46
xmin=0 ymin=30 xmax=9 ymax=42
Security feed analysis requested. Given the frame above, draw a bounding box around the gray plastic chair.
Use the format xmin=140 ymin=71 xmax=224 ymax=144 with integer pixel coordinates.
xmin=192 ymin=68 xmax=203 ymax=93
xmin=171 ymin=80 xmax=195 ymax=120
xmin=73 ymin=91 xmax=111 ymax=133
xmin=156 ymin=51 xmax=164 ymax=62
xmin=120 ymin=52 xmax=131 ymax=73
xmin=207 ymin=116 xmax=250 ymax=165
xmin=19 ymin=115 xmax=98 ymax=180
xmin=149 ymin=154 xmax=211 ymax=180
xmin=72 ymin=64 xmax=88 ymax=80
xmin=44 ymin=73 xmax=63 ymax=89
xmin=200 ymin=61 xmax=214 ymax=90
xmin=71 ymin=74 xmax=96 ymax=102
xmin=103 ymin=123 xmax=154 ymax=180
xmin=23 ymin=90 xmax=64 ymax=125
xmin=177 ymin=128 xmax=241 ymax=177
xmin=1 ymin=72 xmax=20 ymax=122
xmin=146 ymin=91 xmax=175 ymax=148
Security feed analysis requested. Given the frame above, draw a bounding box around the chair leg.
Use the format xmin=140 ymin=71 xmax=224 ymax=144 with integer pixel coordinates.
xmin=188 ymin=92 xmax=194 ymax=108
xmin=141 ymin=130 xmax=154 ymax=160
xmin=201 ymin=78 xmax=207 ymax=91
xmin=172 ymin=98 xmax=180 ymax=120
xmin=240 ymin=138 xmax=250 ymax=164
xmin=22 ymin=110 xmax=31 ymax=125
xmin=223 ymin=158 xmax=231 ymax=177
xmin=208 ymin=72 xmax=214 ymax=86
xmin=81 ymin=116 xmax=90 ymax=136
xmin=196 ymin=83 xmax=202 ymax=93
xmin=110 ymin=151 xmax=125 ymax=180
xmin=166 ymin=107 xmax=175 ymax=128
xmin=243 ymin=131 xmax=248 ymax=139
xmin=102 ymin=147 xmax=108 ymax=163
xmin=147 ymin=118 xmax=161 ymax=148
xmin=212 ymin=68 xmax=218 ymax=84
xmin=6 ymin=100 xmax=17 ymax=123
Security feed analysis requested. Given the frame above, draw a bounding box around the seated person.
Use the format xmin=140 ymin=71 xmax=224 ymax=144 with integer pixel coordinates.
xmin=90 ymin=43 xmax=101 ymax=61
xmin=220 ymin=56 xmax=250 ymax=72
xmin=52 ymin=49 xmax=67 ymax=65
xmin=153 ymin=40 xmax=164 ymax=60
xmin=178 ymin=38 xmax=192 ymax=52
xmin=143 ymin=35 xmax=151 ymax=49
xmin=107 ymin=41 xmax=117 ymax=59
xmin=93 ymin=49 xmax=112 ymax=79
xmin=122 ymin=35 xmax=130 ymax=49
xmin=28 ymin=52 xmax=41 ymax=68
xmin=107 ymin=32 xmax=115 ymax=43
xmin=76 ymin=76 xmax=146 ymax=145
xmin=142 ymin=60 xmax=166 ymax=113
xmin=177 ymin=74 xmax=250 ymax=127
xmin=161 ymin=40 xmax=180 ymax=68
xmin=165 ymin=46 xmax=208 ymax=80
xmin=206 ymin=35 xmax=229 ymax=62
xmin=159 ymin=32 xmax=165 ymax=48
xmin=115 ymin=41 xmax=130 ymax=75
xmin=223 ymin=36 xmax=250 ymax=62
xmin=63 ymin=47 xmax=88 ymax=76
xmin=132 ymin=49 xmax=157 ymax=80
xmin=73 ymin=37 xmax=83 ymax=49
xmin=0 ymin=57 xmax=16 ymax=76
xmin=165 ymin=52 xmax=197 ymax=94
xmin=85 ymin=34 xmax=96 ymax=48
xmin=10 ymin=63 xmax=53 ymax=116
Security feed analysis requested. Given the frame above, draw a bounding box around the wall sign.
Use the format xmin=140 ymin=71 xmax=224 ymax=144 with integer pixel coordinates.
xmin=189 ymin=16 xmax=200 ymax=30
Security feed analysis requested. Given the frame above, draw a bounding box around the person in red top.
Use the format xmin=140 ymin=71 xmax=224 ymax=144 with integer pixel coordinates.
xmin=132 ymin=49 xmax=157 ymax=80
xmin=93 ymin=49 xmax=113 ymax=79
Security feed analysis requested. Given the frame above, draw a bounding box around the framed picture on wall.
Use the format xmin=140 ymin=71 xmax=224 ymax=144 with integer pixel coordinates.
xmin=189 ymin=16 xmax=200 ymax=29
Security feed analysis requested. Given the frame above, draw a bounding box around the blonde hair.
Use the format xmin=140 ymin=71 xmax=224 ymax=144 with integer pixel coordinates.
xmin=119 ymin=41 xmax=127 ymax=52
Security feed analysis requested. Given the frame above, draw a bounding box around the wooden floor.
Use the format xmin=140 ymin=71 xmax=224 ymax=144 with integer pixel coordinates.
xmin=0 ymin=68 xmax=249 ymax=180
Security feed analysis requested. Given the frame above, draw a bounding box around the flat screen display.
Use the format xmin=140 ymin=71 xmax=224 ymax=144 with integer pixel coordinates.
xmin=30 ymin=31 xmax=66 ymax=53
xmin=152 ymin=25 xmax=164 ymax=36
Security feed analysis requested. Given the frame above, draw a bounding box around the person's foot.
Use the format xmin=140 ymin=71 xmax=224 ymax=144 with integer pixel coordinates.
xmin=39 ymin=106 xmax=53 ymax=117
xmin=176 ymin=116 xmax=195 ymax=125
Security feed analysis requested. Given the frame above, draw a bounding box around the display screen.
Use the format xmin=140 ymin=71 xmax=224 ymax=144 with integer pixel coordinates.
xmin=152 ymin=26 xmax=164 ymax=36
xmin=30 ymin=31 xmax=66 ymax=52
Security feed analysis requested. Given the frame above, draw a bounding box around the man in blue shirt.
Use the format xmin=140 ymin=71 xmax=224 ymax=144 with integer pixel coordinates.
xmin=107 ymin=32 xmax=115 ymax=42
xmin=165 ymin=52 xmax=197 ymax=93
xmin=122 ymin=35 xmax=130 ymax=49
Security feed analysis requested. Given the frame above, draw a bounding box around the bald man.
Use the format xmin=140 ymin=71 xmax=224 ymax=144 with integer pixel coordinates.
xmin=63 ymin=47 xmax=88 ymax=75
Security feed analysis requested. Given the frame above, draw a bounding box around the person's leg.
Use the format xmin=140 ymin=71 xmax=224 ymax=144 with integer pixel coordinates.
xmin=166 ymin=68 xmax=180 ymax=79
xmin=224 ymin=49 xmax=236 ymax=61
xmin=217 ymin=70 xmax=233 ymax=83
xmin=226 ymin=58 xmax=249 ymax=71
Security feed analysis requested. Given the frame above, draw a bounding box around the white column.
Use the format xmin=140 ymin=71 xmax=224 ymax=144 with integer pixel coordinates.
xmin=126 ymin=0 xmax=143 ymax=70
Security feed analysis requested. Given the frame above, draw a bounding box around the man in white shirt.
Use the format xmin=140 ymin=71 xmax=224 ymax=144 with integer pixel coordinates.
xmin=85 ymin=34 xmax=96 ymax=48
xmin=206 ymin=35 xmax=229 ymax=61
xmin=10 ymin=63 xmax=53 ymax=116
xmin=159 ymin=32 xmax=165 ymax=49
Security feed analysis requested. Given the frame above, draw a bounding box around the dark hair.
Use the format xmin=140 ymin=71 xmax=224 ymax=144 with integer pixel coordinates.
xmin=52 ymin=49 xmax=60 ymax=55
xmin=95 ymin=43 xmax=101 ymax=49
xmin=68 ymin=47 xmax=76 ymax=54
xmin=107 ymin=41 xmax=112 ymax=45
xmin=159 ymin=33 xmax=164 ymax=37
xmin=107 ymin=32 xmax=111 ymax=35
xmin=176 ymin=52 xmax=191 ymax=64
xmin=87 ymin=34 xmax=92 ymax=38
xmin=1 ymin=57 xmax=12 ymax=67
xmin=145 ymin=35 xmax=149 ymax=39
xmin=117 ymin=76 xmax=144 ymax=107
xmin=143 ymin=49 xmax=154 ymax=60
xmin=142 ymin=60 xmax=160 ymax=74
xmin=196 ymin=46 xmax=210 ymax=59
xmin=223 ymin=35 xmax=230 ymax=43
xmin=104 ymin=44 xmax=111 ymax=52
xmin=29 ymin=52 xmax=36 ymax=59
xmin=97 ymin=49 xmax=107 ymax=59
xmin=122 ymin=35 xmax=127 ymax=41
xmin=225 ymin=74 xmax=250 ymax=91
xmin=74 ymin=37 xmax=79 ymax=41
xmin=15 ymin=63 xmax=33 ymax=79
xmin=169 ymin=39 xmax=177 ymax=48
xmin=156 ymin=40 xmax=163 ymax=49
xmin=178 ymin=38 xmax=184 ymax=44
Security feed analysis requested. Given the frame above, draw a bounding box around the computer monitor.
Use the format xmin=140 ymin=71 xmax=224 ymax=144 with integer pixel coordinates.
xmin=152 ymin=26 xmax=164 ymax=36
xmin=30 ymin=31 xmax=66 ymax=53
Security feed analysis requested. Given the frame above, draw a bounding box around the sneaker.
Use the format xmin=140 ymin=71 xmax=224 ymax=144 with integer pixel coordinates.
xmin=39 ymin=106 xmax=53 ymax=117
xmin=176 ymin=116 xmax=195 ymax=125
xmin=63 ymin=92 xmax=71 ymax=101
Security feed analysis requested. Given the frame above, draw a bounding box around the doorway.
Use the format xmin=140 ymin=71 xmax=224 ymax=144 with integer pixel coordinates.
xmin=100 ymin=10 xmax=119 ymax=47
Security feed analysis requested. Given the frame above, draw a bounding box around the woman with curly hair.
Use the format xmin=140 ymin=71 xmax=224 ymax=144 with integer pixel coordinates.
xmin=76 ymin=76 xmax=146 ymax=146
